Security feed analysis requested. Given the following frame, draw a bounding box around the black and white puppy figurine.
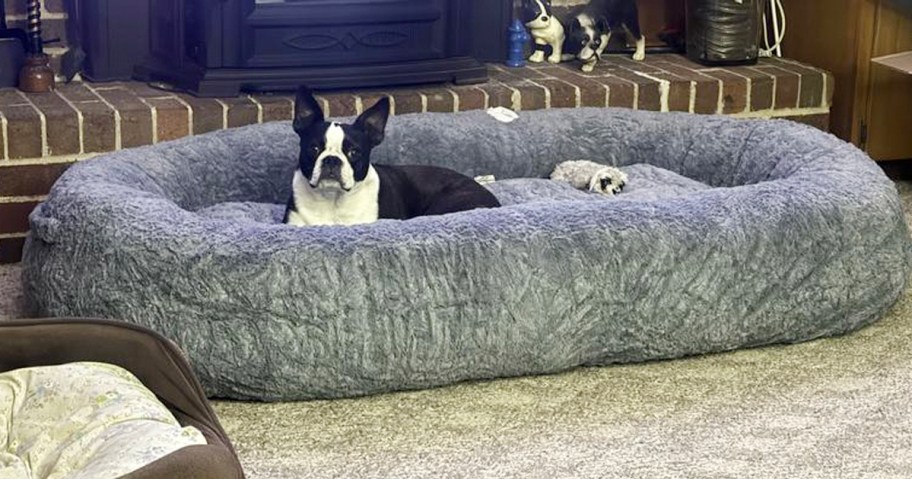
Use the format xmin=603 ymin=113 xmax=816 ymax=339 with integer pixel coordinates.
xmin=283 ymin=87 xmax=500 ymax=227
xmin=564 ymin=0 xmax=646 ymax=72
xmin=521 ymin=0 xmax=565 ymax=64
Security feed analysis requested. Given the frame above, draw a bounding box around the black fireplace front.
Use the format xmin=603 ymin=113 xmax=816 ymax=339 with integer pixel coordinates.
xmin=136 ymin=0 xmax=511 ymax=97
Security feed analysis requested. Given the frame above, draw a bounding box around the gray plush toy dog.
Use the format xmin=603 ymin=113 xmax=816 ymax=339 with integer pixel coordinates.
xmin=550 ymin=160 xmax=628 ymax=196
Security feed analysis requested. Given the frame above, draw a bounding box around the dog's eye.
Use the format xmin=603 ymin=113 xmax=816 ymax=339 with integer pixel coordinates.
xmin=311 ymin=145 xmax=321 ymax=155
xmin=540 ymin=16 xmax=547 ymax=22
xmin=347 ymin=148 xmax=359 ymax=157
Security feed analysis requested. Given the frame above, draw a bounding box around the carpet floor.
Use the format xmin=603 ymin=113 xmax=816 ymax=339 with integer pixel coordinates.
xmin=3 ymin=182 xmax=911 ymax=478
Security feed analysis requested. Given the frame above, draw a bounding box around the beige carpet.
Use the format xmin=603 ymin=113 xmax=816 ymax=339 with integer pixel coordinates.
xmin=3 ymin=182 xmax=912 ymax=478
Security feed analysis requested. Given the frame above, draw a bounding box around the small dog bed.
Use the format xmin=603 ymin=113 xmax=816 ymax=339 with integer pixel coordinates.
xmin=24 ymin=108 xmax=912 ymax=401
xmin=0 ymin=319 xmax=245 ymax=478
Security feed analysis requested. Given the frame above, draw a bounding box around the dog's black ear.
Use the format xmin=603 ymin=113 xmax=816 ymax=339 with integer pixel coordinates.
xmin=596 ymin=16 xmax=611 ymax=34
xmin=293 ymin=86 xmax=324 ymax=134
xmin=355 ymin=97 xmax=391 ymax=147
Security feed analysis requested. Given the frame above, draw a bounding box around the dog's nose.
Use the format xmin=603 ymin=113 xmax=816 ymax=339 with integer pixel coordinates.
xmin=322 ymin=156 xmax=342 ymax=169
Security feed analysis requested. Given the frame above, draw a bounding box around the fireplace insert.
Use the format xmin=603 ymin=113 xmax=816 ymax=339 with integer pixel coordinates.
xmin=135 ymin=0 xmax=510 ymax=97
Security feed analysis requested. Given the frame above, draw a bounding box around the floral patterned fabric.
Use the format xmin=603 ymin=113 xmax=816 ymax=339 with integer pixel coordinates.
xmin=0 ymin=362 xmax=207 ymax=479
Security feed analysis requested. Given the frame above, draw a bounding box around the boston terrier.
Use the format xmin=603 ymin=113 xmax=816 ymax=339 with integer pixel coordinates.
xmin=521 ymin=0 xmax=565 ymax=64
xmin=283 ymin=87 xmax=501 ymax=227
xmin=563 ymin=0 xmax=646 ymax=72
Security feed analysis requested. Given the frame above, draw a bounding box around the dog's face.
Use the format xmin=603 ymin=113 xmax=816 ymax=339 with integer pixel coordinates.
xmin=521 ymin=0 xmax=553 ymax=28
xmin=567 ymin=16 xmax=610 ymax=62
xmin=292 ymin=87 xmax=390 ymax=192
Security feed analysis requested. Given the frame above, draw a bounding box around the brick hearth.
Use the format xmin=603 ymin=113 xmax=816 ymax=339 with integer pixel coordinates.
xmin=0 ymin=54 xmax=833 ymax=263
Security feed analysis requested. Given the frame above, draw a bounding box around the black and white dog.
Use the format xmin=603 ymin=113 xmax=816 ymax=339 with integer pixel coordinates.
xmin=283 ymin=87 xmax=500 ymax=227
xmin=563 ymin=0 xmax=646 ymax=72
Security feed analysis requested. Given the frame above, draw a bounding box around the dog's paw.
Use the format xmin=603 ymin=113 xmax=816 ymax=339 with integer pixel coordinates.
xmin=580 ymin=62 xmax=596 ymax=73
xmin=547 ymin=54 xmax=563 ymax=64
xmin=588 ymin=167 xmax=628 ymax=196
xmin=632 ymin=50 xmax=645 ymax=61
xmin=529 ymin=51 xmax=546 ymax=63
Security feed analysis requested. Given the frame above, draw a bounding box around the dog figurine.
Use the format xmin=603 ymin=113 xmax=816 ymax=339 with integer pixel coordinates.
xmin=283 ymin=87 xmax=501 ymax=227
xmin=521 ymin=0 xmax=565 ymax=64
xmin=563 ymin=0 xmax=646 ymax=72
xmin=551 ymin=160 xmax=628 ymax=196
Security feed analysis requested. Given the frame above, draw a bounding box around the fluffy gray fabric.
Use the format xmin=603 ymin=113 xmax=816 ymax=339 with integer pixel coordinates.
xmin=23 ymin=107 xmax=912 ymax=401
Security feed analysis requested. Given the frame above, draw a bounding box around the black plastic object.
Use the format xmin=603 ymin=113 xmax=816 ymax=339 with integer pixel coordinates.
xmin=79 ymin=0 xmax=149 ymax=81
xmin=135 ymin=0 xmax=504 ymax=97
xmin=686 ymin=0 xmax=765 ymax=66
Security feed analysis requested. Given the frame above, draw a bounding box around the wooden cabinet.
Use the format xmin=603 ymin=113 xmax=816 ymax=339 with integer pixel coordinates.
xmin=782 ymin=0 xmax=912 ymax=161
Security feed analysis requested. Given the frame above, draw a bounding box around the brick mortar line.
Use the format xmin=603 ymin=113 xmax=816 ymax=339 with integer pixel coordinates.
xmin=631 ymin=71 xmax=670 ymax=112
xmin=16 ymin=91 xmax=48 ymax=157
xmin=418 ymin=92 xmax=428 ymax=113
xmin=0 ymin=232 xmax=28 ymax=239
xmin=247 ymin=95 xmax=264 ymax=124
xmin=53 ymin=90 xmax=85 ymax=154
xmin=0 ymin=195 xmax=47 ymax=204
xmin=315 ymin=97 xmax=330 ymax=117
xmin=732 ymin=106 xmax=830 ymax=118
xmin=84 ymin=83 xmax=123 ymax=150
xmin=499 ymin=82 xmax=522 ymax=111
xmin=688 ymin=81 xmax=696 ymax=113
xmin=474 ymin=87 xmax=490 ymax=110
xmin=747 ymin=66 xmax=780 ymax=113
xmin=774 ymin=57 xmax=830 ymax=108
xmin=719 ymin=69 xmax=754 ymax=114
xmin=0 ymin=153 xmax=97 ymax=166
xmin=1 ymin=112 xmax=7 ymax=161
xmin=354 ymin=97 xmax=364 ymax=115
xmin=385 ymin=94 xmax=396 ymax=116
xmin=141 ymin=98 xmax=158 ymax=143
xmin=213 ymin=99 xmax=229 ymax=130
xmin=445 ymin=89 xmax=460 ymax=112
xmin=172 ymin=96 xmax=195 ymax=136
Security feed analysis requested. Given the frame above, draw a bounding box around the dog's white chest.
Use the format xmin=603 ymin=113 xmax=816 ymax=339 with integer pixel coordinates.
xmin=287 ymin=169 xmax=380 ymax=226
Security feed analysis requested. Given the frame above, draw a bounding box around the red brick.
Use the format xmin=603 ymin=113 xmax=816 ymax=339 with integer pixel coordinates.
xmin=56 ymin=83 xmax=102 ymax=103
xmin=388 ymin=91 xmax=424 ymax=114
xmin=451 ymin=87 xmax=487 ymax=111
xmin=594 ymin=75 xmax=636 ymax=109
xmin=219 ymin=97 xmax=258 ymax=128
xmin=727 ymin=67 xmax=775 ymax=111
xmin=653 ymin=62 xmax=722 ymax=114
xmin=0 ymin=162 xmax=72 ymax=197
xmin=539 ymin=66 xmax=609 ymax=107
xmin=0 ymin=236 xmax=25 ymax=264
xmin=535 ymin=78 xmax=579 ymax=108
xmin=611 ymin=70 xmax=661 ymax=111
xmin=511 ymin=81 xmax=548 ymax=111
xmin=420 ymin=89 xmax=456 ymax=113
xmin=95 ymin=88 xmax=154 ymax=148
xmin=178 ymin=95 xmax=224 ymax=134
xmin=753 ymin=66 xmax=798 ymax=110
xmin=124 ymin=83 xmax=177 ymax=99
xmin=68 ymin=101 xmax=116 ymax=153
xmin=475 ymin=83 xmax=515 ymax=109
xmin=772 ymin=60 xmax=825 ymax=108
xmin=700 ymin=69 xmax=747 ymax=114
xmin=318 ymin=94 xmax=358 ymax=118
xmin=645 ymin=72 xmax=691 ymax=112
xmin=253 ymin=95 xmax=293 ymax=122
xmin=0 ymin=201 xmax=39 ymax=234
xmin=29 ymin=92 xmax=80 ymax=156
xmin=2 ymin=106 xmax=42 ymax=159
xmin=145 ymin=98 xmax=191 ymax=142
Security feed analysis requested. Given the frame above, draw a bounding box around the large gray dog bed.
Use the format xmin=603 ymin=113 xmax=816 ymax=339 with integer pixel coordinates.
xmin=24 ymin=107 xmax=912 ymax=401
